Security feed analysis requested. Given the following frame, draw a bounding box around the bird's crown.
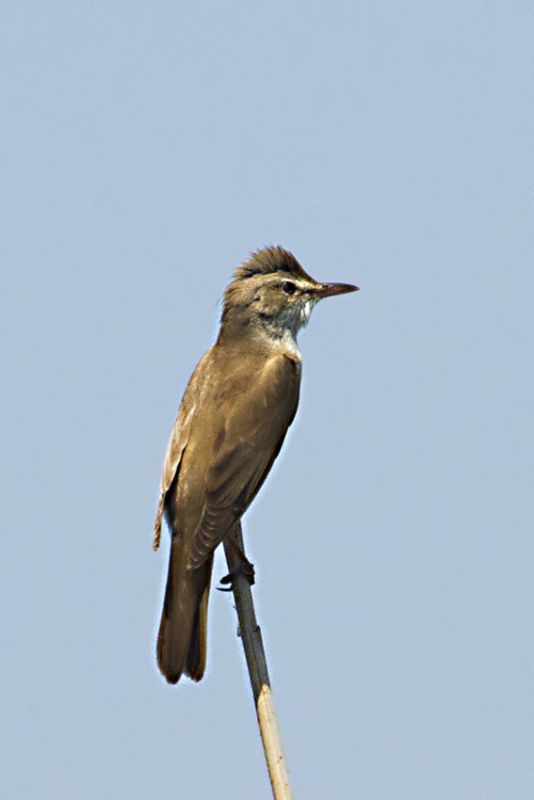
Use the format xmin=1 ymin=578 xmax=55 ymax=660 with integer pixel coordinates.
xmin=232 ymin=246 xmax=314 ymax=283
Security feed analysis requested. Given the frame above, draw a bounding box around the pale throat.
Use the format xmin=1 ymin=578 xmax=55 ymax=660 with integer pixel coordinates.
xmin=257 ymin=298 xmax=315 ymax=358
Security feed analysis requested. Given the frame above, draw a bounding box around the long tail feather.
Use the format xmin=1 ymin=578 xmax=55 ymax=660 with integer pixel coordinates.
xmin=156 ymin=537 xmax=213 ymax=684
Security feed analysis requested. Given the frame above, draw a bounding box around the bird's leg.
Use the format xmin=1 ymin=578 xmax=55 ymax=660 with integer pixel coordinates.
xmin=217 ymin=531 xmax=255 ymax=591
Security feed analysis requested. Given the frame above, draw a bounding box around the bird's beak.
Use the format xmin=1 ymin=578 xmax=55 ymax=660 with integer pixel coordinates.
xmin=312 ymin=281 xmax=359 ymax=298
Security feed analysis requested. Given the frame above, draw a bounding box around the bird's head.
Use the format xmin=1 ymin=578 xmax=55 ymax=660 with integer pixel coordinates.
xmin=220 ymin=246 xmax=358 ymax=342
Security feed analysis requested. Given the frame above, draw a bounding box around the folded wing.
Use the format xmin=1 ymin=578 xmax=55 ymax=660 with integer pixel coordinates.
xmin=189 ymin=354 xmax=301 ymax=568
xmin=153 ymin=351 xmax=211 ymax=550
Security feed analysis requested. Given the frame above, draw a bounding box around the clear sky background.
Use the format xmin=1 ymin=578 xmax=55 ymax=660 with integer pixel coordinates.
xmin=3 ymin=2 xmax=533 ymax=798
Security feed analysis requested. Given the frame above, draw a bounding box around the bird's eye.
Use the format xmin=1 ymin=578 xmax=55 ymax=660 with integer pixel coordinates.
xmin=282 ymin=281 xmax=296 ymax=295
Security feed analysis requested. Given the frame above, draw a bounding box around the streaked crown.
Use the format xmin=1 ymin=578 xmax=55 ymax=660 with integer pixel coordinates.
xmin=232 ymin=246 xmax=314 ymax=283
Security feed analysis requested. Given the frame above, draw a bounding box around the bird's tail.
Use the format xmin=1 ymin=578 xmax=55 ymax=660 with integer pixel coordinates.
xmin=156 ymin=536 xmax=213 ymax=684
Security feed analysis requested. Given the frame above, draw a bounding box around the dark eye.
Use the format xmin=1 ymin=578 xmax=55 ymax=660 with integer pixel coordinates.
xmin=282 ymin=281 xmax=296 ymax=295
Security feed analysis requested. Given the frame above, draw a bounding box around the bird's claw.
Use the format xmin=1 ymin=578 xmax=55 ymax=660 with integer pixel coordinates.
xmin=216 ymin=560 xmax=255 ymax=592
xmin=216 ymin=573 xmax=234 ymax=592
xmin=241 ymin=559 xmax=255 ymax=585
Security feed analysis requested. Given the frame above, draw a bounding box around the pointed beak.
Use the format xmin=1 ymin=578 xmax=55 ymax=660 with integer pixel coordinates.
xmin=312 ymin=281 xmax=359 ymax=298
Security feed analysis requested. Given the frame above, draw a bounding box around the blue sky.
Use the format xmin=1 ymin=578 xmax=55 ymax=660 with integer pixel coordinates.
xmin=3 ymin=2 xmax=533 ymax=798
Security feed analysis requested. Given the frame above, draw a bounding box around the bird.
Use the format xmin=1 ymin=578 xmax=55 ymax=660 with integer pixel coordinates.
xmin=153 ymin=245 xmax=358 ymax=684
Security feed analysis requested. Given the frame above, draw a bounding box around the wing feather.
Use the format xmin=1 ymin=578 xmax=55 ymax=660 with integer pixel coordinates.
xmin=189 ymin=354 xmax=300 ymax=567
xmin=153 ymin=351 xmax=210 ymax=550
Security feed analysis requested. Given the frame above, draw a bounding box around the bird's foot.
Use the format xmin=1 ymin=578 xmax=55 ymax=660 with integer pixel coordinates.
xmin=216 ymin=559 xmax=255 ymax=592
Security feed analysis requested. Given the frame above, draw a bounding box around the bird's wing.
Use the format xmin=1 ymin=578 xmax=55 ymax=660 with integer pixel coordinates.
xmin=189 ymin=353 xmax=301 ymax=568
xmin=153 ymin=351 xmax=210 ymax=550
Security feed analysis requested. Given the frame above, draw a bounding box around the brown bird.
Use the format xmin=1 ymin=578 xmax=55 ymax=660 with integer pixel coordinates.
xmin=153 ymin=246 xmax=358 ymax=683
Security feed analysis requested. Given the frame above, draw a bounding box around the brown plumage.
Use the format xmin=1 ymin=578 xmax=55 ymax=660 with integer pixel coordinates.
xmin=154 ymin=246 xmax=357 ymax=684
